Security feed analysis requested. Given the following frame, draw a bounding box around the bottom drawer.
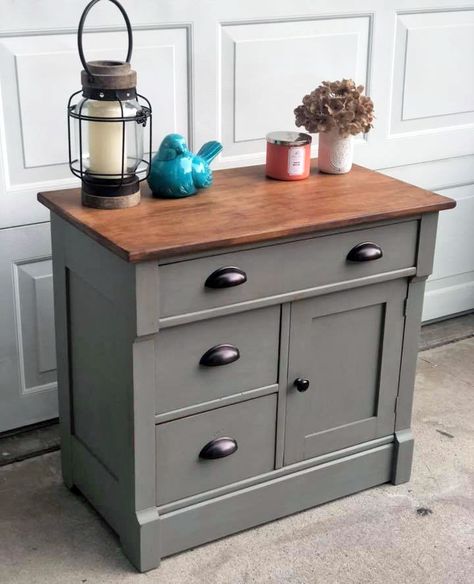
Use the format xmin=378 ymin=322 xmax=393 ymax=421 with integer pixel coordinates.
xmin=156 ymin=395 xmax=277 ymax=505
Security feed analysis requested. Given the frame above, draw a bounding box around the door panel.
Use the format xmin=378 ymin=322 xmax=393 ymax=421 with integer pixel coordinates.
xmin=284 ymin=279 xmax=407 ymax=465
xmin=0 ymin=224 xmax=57 ymax=433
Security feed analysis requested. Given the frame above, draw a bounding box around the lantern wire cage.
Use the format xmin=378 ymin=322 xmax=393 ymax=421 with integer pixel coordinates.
xmin=67 ymin=91 xmax=152 ymax=188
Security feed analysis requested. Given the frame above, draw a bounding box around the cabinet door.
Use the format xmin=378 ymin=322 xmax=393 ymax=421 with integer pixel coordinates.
xmin=284 ymin=279 xmax=407 ymax=465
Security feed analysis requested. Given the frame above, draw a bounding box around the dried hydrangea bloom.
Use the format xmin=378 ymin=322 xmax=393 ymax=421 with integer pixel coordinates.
xmin=294 ymin=79 xmax=374 ymax=138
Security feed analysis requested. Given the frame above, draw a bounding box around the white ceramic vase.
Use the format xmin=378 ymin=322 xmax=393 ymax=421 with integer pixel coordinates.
xmin=318 ymin=128 xmax=354 ymax=174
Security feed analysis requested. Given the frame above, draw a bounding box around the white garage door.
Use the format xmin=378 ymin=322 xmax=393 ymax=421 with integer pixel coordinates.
xmin=0 ymin=0 xmax=473 ymax=431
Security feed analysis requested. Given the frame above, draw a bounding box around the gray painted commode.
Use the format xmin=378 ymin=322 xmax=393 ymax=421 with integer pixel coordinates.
xmin=38 ymin=164 xmax=455 ymax=572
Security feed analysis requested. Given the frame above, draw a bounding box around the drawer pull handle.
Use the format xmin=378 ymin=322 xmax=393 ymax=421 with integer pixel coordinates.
xmin=199 ymin=437 xmax=238 ymax=460
xmin=347 ymin=242 xmax=383 ymax=262
xmin=294 ymin=378 xmax=310 ymax=392
xmin=199 ymin=344 xmax=240 ymax=367
xmin=205 ymin=266 xmax=247 ymax=289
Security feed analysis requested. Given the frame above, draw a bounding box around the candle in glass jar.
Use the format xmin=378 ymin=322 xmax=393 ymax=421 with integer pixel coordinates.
xmin=88 ymin=100 xmax=125 ymax=177
xmin=265 ymin=131 xmax=312 ymax=181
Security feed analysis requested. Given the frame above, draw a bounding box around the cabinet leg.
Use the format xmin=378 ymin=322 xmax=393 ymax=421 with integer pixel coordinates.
xmin=120 ymin=508 xmax=161 ymax=573
xmin=392 ymin=429 xmax=414 ymax=485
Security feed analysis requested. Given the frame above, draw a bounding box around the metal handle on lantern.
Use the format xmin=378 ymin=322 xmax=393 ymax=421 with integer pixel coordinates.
xmin=77 ymin=0 xmax=133 ymax=82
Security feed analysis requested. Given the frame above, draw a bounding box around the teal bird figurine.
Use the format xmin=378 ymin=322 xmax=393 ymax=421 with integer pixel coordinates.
xmin=148 ymin=134 xmax=223 ymax=198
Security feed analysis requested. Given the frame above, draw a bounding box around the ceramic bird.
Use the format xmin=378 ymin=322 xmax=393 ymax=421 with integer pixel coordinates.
xmin=148 ymin=134 xmax=223 ymax=198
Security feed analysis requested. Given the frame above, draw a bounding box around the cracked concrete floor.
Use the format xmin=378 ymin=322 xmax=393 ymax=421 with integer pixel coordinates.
xmin=0 ymin=338 xmax=473 ymax=584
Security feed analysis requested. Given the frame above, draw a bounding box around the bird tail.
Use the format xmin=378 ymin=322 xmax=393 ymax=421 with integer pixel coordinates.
xmin=197 ymin=141 xmax=223 ymax=164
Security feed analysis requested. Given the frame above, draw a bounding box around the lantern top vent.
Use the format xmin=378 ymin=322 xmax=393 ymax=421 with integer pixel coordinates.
xmin=81 ymin=61 xmax=137 ymax=100
xmin=78 ymin=0 xmax=137 ymax=100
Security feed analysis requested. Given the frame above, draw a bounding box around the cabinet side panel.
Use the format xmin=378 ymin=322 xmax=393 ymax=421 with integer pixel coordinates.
xmin=68 ymin=270 xmax=132 ymax=478
xmin=52 ymin=215 xmax=161 ymax=571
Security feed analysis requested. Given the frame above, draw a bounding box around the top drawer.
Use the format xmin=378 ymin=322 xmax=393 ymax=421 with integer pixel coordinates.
xmin=159 ymin=221 xmax=418 ymax=318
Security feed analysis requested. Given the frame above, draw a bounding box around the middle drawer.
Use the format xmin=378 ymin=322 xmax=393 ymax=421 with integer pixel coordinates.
xmin=155 ymin=305 xmax=280 ymax=415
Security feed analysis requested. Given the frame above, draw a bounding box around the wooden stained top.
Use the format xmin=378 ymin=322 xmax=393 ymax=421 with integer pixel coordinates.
xmin=38 ymin=162 xmax=455 ymax=263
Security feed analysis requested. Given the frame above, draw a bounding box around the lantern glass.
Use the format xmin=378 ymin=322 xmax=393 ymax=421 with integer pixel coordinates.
xmin=72 ymin=96 xmax=146 ymax=180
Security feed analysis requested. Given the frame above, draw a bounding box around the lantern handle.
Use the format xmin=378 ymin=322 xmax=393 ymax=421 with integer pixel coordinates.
xmin=77 ymin=0 xmax=133 ymax=82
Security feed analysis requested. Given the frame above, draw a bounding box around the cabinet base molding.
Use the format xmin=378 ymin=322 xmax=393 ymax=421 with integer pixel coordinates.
xmin=72 ymin=438 xmax=395 ymax=571
xmin=159 ymin=443 xmax=394 ymax=560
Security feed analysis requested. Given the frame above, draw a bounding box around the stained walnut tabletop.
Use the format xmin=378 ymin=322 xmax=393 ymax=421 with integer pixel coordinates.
xmin=38 ymin=162 xmax=455 ymax=263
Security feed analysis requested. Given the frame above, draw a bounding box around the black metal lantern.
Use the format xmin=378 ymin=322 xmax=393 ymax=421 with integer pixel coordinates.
xmin=67 ymin=0 xmax=152 ymax=209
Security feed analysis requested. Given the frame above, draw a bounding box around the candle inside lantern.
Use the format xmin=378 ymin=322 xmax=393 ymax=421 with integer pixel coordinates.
xmin=88 ymin=100 xmax=125 ymax=177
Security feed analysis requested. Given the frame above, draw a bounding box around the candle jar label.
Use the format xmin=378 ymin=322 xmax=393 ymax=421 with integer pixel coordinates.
xmin=287 ymin=146 xmax=306 ymax=176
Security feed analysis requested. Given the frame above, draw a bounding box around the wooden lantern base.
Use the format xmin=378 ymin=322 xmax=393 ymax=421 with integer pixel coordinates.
xmin=81 ymin=175 xmax=141 ymax=209
xmin=81 ymin=189 xmax=141 ymax=209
